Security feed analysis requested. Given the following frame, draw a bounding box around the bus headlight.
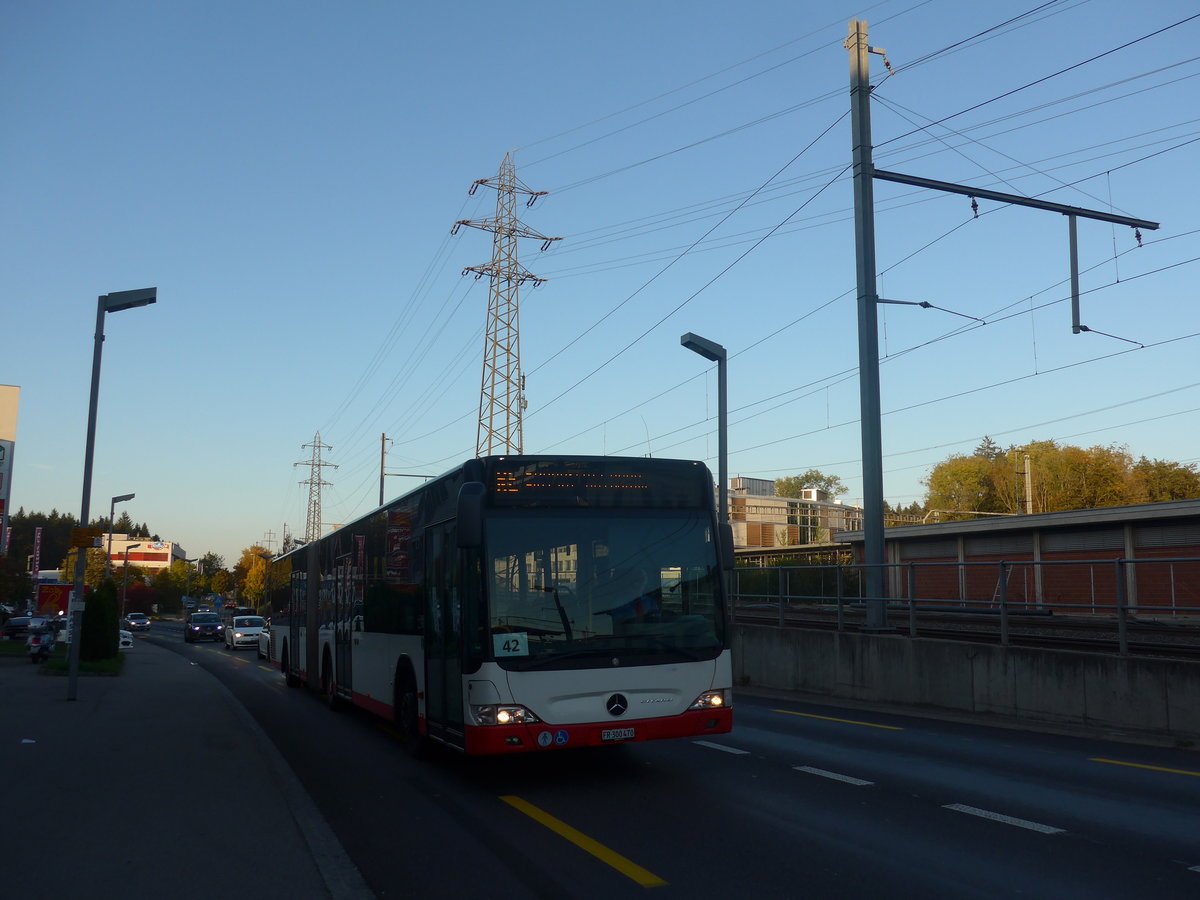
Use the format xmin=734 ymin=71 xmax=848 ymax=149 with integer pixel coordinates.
xmin=687 ymin=690 xmax=729 ymax=711
xmin=471 ymin=705 xmax=541 ymax=726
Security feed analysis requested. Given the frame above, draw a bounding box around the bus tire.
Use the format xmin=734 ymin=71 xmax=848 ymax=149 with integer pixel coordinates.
xmin=395 ymin=663 xmax=426 ymax=759
xmin=322 ymin=649 xmax=343 ymax=711
xmin=282 ymin=644 xmax=300 ymax=688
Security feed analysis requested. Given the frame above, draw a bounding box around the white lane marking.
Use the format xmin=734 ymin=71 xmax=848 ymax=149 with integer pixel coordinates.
xmin=693 ymin=740 xmax=750 ymax=755
xmin=943 ymin=803 xmax=1065 ymax=835
xmin=1189 ymin=865 xmax=1200 ymax=873
xmin=793 ymin=766 xmax=873 ymax=786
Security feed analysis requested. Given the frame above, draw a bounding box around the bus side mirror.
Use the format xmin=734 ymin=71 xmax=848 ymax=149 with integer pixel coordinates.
xmin=457 ymin=482 xmax=485 ymax=548
xmin=719 ymin=523 xmax=734 ymax=571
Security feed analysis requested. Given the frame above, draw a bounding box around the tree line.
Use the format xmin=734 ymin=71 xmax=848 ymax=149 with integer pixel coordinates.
xmin=0 ymin=507 xmax=278 ymax=612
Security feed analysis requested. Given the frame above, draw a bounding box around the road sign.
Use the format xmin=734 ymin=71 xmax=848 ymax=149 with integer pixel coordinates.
xmin=70 ymin=527 xmax=103 ymax=548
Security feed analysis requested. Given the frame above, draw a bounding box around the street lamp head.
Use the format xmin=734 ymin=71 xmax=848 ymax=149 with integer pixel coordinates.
xmin=102 ymin=287 xmax=157 ymax=313
xmin=680 ymin=332 xmax=726 ymax=362
xmin=112 ymin=492 xmax=135 ymax=504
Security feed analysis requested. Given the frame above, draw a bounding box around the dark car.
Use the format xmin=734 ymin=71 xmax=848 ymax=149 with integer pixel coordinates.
xmin=184 ymin=612 xmax=223 ymax=643
xmin=3 ymin=615 xmax=47 ymax=641
xmin=123 ymin=612 xmax=151 ymax=632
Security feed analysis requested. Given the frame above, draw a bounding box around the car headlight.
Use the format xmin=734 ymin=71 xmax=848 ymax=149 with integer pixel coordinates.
xmin=687 ymin=690 xmax=730 ymax=711
xmin=470 ymin=704 xmax=540 ymax=726
xmin=234 ymin=632 xmax=244 ymax=638
xmin=190 ymin=626 xmax=200 ymax=631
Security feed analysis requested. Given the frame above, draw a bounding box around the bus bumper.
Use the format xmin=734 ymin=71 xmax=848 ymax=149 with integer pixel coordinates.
xmin=464 ymin=706 xmax=733 ymax=755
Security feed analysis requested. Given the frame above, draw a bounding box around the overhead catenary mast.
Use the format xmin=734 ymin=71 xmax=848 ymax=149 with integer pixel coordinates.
xmin=452 ymin=152 xmax=561 ymax=456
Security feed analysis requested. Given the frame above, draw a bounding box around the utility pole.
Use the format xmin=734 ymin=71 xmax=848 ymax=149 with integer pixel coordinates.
xmin=845 ymin=18 xmax=1157 ymax=632
xmin=295 ymin=433 xmax=337 ymax=545
xmin=1023 ymin=454 xmax=1034 ymax=515
xmin=379 ymin=432 xmax=392 ymax=506
xmin=452 ymin=152 xmax=561 ymax=456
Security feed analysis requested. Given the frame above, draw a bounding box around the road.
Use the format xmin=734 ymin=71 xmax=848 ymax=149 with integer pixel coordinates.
xmin=147 ymin=622 xmax=1200 ymax=899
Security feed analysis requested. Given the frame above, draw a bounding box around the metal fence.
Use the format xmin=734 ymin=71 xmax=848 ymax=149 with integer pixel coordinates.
xmin=732 ymin=556 xmax=1200 ymax=653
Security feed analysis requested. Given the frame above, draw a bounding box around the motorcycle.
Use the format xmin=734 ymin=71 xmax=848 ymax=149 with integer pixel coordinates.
xmin=26 ymin=626 xmax=57 ymax=663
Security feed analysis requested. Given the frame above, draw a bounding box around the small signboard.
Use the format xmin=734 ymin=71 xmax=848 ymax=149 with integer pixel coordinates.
xmin=70 ymin=527 xmax=102 ymax=548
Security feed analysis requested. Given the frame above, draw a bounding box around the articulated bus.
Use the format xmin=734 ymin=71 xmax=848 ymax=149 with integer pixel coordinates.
xmin=266 ymin=455 xmax=734 ymax=755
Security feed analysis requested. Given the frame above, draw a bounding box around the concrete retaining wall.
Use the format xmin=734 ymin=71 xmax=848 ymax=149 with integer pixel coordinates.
xmin=733 ymin=624 xmax=1200 ymax=743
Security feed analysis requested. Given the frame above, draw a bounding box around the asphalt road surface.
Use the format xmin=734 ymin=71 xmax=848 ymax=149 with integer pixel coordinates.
xmin=148 ymin=622 xmax=1200 ymax=899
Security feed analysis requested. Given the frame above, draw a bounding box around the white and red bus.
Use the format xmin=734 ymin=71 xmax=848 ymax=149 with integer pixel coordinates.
xmin=266 ymin=455 xmax=733 ymax=755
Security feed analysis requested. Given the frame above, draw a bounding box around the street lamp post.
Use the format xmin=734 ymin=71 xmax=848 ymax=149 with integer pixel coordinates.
xmin=104 ymin=492 xmax=135 ymax=580
xmin=68 ymin=287 xmax=157 ymax=701
xmin=120 ymin=543 xmax=142 ymax=625
xmin=680 ymin=333 xmax=728 ymax=529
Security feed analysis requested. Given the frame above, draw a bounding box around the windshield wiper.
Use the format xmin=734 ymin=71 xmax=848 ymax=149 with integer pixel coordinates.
xmin=539 ymin=585 xmax=573 ymax=642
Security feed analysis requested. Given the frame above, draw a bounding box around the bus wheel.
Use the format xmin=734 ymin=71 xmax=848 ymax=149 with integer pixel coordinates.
xmin=322 ymin=651 xmax=343 ymax=711
xmin=395 ymin=666 xmax=426 ymax=758
xmin=282 ymin=645 xmax=300 ymax=688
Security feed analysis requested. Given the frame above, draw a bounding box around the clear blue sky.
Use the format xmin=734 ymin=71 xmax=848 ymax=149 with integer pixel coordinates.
xmin=3 ymin=1 xmax=1198 ymax=567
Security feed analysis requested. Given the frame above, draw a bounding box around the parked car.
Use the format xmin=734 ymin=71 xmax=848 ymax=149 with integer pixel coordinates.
xmin=225 ymin=615 xmax=265 ymax=651
xmin=123 ymin=612 xmax=151 ymax=632
xmin=3 ymin=615 xmax=48 ymax=641
xmin=184 ymin=611 xmax=223 ymax=643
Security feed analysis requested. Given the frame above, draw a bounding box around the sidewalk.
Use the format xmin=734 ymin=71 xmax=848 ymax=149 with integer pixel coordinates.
xmin=0 ymin=638 xmax=372 ymax=899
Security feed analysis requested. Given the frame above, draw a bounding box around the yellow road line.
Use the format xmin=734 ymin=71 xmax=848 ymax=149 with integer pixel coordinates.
xmin=500 ymin=795 xmax=667 ymax=888
xmin=1091 ymin=758 xmax=1200 ymax=777
xmin=773 ymin=709 xmax=903 ymax=731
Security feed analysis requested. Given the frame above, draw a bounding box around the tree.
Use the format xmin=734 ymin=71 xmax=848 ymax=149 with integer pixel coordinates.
xmin=234 ymin=545 xmax=271 ymax=605
xmin=80 ymin=578 xmax=119 ymax=661
xmin=210 ymin=569 xmax=232 ymax=596
xmin=0 ymin=555 xmax=33 ymax=611
xmin=923 ymin=439 xmax=1195 ymax=516
xmin=1128 ymin=457 xmax=1200 ymax=503
xmin=775 ymin=469 xmax=848 ymax=500
xmin=124 ymin=580 xmax=156 ymax=616
xmin=924 ymin=454 xmax=1000 ymax=514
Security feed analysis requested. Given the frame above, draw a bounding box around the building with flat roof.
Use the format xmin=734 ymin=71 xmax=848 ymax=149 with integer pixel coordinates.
xmin=104 ymin=534 xmax=187 ymax=575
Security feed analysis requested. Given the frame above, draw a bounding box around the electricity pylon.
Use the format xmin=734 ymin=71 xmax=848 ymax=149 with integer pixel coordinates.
xmin=452 ymin=152 xmax=560 ymax=456
xmin=295 ymin=432 xmax=337 ymax=544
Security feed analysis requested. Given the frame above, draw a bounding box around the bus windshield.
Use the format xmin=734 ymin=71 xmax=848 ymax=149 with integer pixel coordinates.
xmin=483 ymin=509 xmax=724 ymax=670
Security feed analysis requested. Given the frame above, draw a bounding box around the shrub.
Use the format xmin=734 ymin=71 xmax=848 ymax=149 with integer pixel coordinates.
xmin=80 ymin=578 xmax=119 ymax=661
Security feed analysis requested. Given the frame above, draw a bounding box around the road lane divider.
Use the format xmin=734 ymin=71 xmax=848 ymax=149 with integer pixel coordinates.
xmin=1090 ymin=758 xmax=1200 ymax=778
xmin=773 ymin=709 xmax=903 ymax=730
xmin=499 ymin=795 xmax=667 ymax=888
xmin=793 ymin=766 xmax=873 ymax=786
xmin=943 ymin=803 xmax=1065 ymax=835
xmin=693 ymin=740 xmax=749 ymax=755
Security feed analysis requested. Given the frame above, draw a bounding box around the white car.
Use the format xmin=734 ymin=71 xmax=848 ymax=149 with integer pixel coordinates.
xmin=224 ymin=615 xmax=266 ymax=650
xmin=256 ymin=620 xmax=271 ymax=660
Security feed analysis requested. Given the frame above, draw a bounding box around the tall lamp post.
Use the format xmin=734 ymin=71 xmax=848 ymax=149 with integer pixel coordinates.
xmin=680 ymin=333 xmax=728 ymax=529
xmin=104 ymin=492 xmax=135 ymax=580
xmin=68 ymin=287 xmax=157 ymax=701
xmin=119 ymin=543 xmax=142 ymax=625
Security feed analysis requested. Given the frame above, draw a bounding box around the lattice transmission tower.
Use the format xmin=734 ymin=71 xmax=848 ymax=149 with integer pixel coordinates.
xmin=452 ymin=152 xmax=560 ymax=456
xmin=295 ymin=432 xmax=337 ymax=544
